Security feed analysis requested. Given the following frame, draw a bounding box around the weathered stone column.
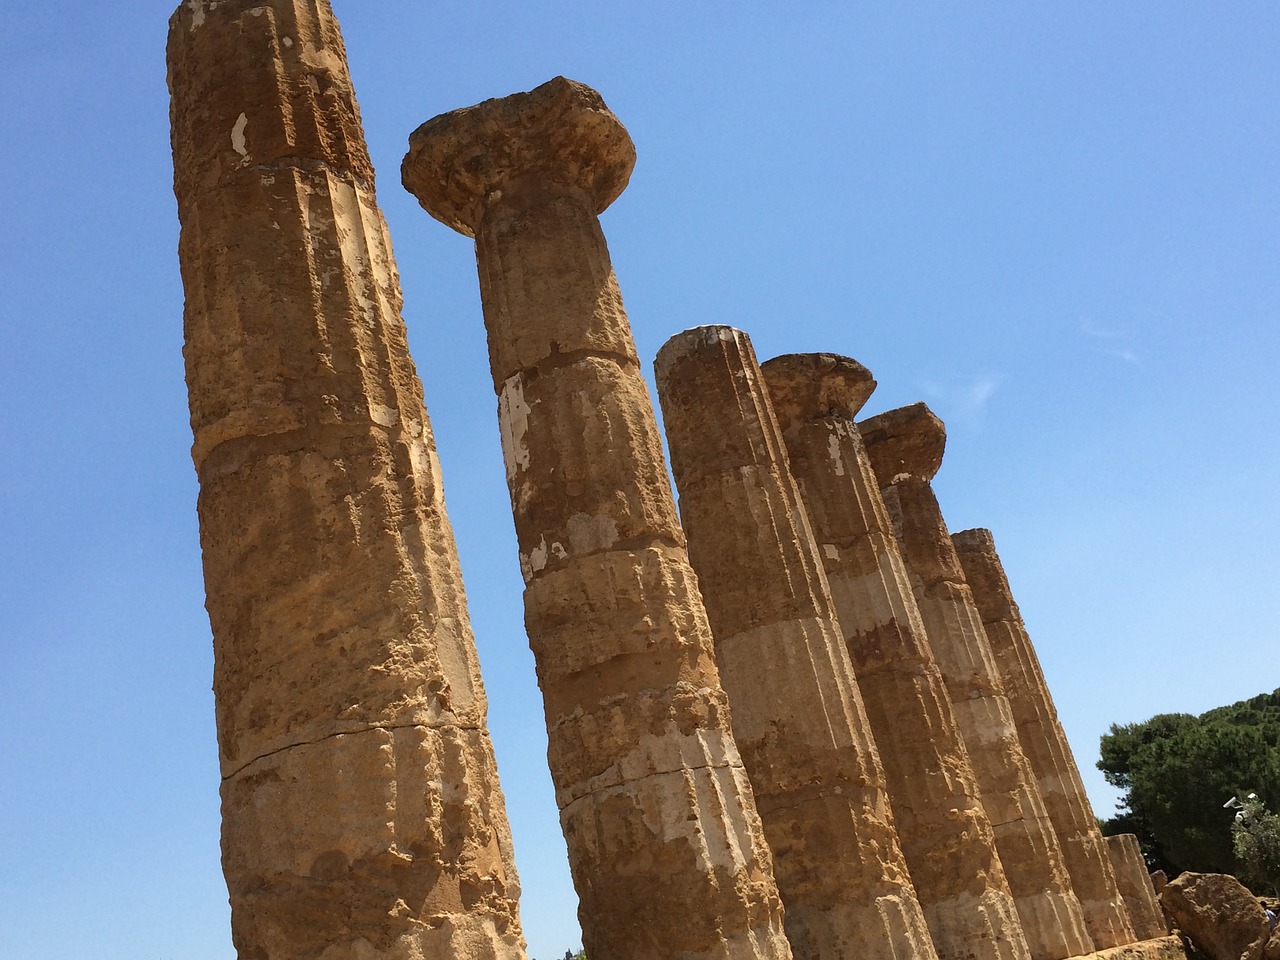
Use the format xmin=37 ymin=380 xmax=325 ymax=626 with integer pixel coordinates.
xmin=167 ymin=3 xmax=525 ymax=958
xmin=1104 ymin=835 xmax=1167 ymax=941
xmin=402 ymin=79 xmax=791 ymax=960
xmin=953 ymin=527 xmax=1135 ymax=949
xmin=654 ymin=328 xmax=938 ymax=960
xmin=860 ymin=404 xmax=1094 ymax=960
xmin=760 ymin=353 xmax=1034 ymax=960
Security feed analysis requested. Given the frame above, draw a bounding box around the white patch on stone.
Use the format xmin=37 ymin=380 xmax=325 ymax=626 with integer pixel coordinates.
xmin=827 ymin=432 xmax=845 ymax=476
xmin=497 ymin=374 xmax=532 ymax=485
xmin=231 ymin=112 xmax=250 ymax=162
xmin=186 ymin=0 xmax=206 ymax=29
xmin=248 ymin=6 xmax=266 ymax=16
xmin=518 ymin=537 xmax=549 ymax=584
xmin=566 ymin=513 xmax=619 ymax=556
xmin=550 ymin=542 xmax=568 ymax=561
xmin=369 ymin=403 xmax=399 ymax=428
xmin=282 ymin=36 xmax=294 ymax=47
xmin=823 ymin=544 xmax=840 ymax=561
xmin=891 ymin=472 xmax=912 ymax=484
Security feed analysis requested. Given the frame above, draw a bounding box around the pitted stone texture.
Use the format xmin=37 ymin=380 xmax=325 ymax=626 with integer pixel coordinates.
xmin=954 ymin=527 xmax=1134 ymax=949
xmin=1104 ymin=835 xmax=1167 ymax=942
xmin=168 ymin=2 xmax=524 ymax=958
xmin=657 ymin=327 xmax=938 ymax=960
xmin=1087 ymin=937 xmax=1187 ymax=960
xmin=1160 ymin=873 xmax=1270 ymax=960
xmin=403 ymin=82 xmax=791 ymax=960
xmin=761 ymin=353 xmax=1032 ymax=960
xmin=861 ymin=404 xmax=1094 ymax=960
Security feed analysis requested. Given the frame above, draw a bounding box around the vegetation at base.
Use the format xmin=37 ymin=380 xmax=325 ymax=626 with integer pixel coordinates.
xmin=1098 ymin=688 xmax=1280 ymax=877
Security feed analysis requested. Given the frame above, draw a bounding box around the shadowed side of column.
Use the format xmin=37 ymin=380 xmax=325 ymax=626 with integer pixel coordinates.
xmin=761 ymin=353 xmax=1035 ymax=960
xmin=954 ymin=527 xmax=1136 ymax=949
xmin=861 ymin=404 xmax=1095 ymax=960
xmin=403 ymin=79 xmax=792 ymax=960
xmin=656 ymin=328 xmax=938 ymax=960
xmin=168 ymin=2 xmax=525 ymax=958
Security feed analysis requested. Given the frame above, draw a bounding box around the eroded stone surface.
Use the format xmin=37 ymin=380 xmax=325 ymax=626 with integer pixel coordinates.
xmin=861 ymin=403 xmax=1096 ymax=960
xmin=1104 ymin=834 xmax=1168 ymax=941
xmin=168 ymin=2 xmax=524 ymax=957
xmin=403 ymin=80 xmax=791 ymax=960
xmin=954 ymin=527 xmax=1134 ymax=949
xmin=1161 ymin=873 xmax=1270 ymax=960
xmin=656 ymin=328 xmax=938 ymax=960
xmin=761 ymin=353 xmax=1033 ymax=960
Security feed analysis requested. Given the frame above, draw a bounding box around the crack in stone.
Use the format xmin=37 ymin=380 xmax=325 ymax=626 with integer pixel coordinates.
xmin=222 ymin=718 xmax=484 ymax=782
xmin=559 ymin=755 xmax=748 ymax=812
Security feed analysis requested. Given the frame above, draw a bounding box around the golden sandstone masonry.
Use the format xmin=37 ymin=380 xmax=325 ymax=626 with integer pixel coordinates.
xmin=655 ymin=327 xmax=939 ymax=960
xmin=860 ymin=404 xmax=1096 ymax=960
xmin=953 ymin=528 xmax=1136 ymax=949
xmin=1104 ymin=835 xmax=1167 ymax=942
xmin=760 ymin=353 xmax=1032 ymax=960
xmin=167 ymin=2 xmax=525 ymax=958
xmin=402 ymin=79 xmax=792 ymax=960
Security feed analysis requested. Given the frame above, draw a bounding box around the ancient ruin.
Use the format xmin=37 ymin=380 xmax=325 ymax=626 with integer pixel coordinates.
xmin=655 ymin=327 xmax=938 ymax=960
xmin=760 ymin=352 xmax=1033 ymax=960
xmin=954 ymin=527 xmax=1135 ymax=948
xmin=166 ymin=1 xmax=525 ymax=957
xmin=860 ymin=404 xmax=1097 ymax=960
xmin=401 ymin=79 xmax=792 ymax=960
xmin=1104 ymin=835 xmax=1168 ymax=942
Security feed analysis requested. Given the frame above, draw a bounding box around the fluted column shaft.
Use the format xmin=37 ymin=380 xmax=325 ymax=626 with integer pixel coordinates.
xmin=402 ymin=80 xmax=791 ymax=960
xmin=167 ymin=3 xmax=524 ymax=958
xmin=860 ymin=406 xmax=1093 ymax=960
xmin=1104 ymin=834 xmax=1167 ymax=941
xmin=655 ymin=328 xmax=938 ymax=960
xmin=759 ymin=354 xmax=1033 ymax=960
xmin=954 ymin=528 xmax=1135 ymax=949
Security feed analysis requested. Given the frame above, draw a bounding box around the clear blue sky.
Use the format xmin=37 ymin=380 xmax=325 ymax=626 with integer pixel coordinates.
xmin=1 ymin=3 xmax=1277 ymax=959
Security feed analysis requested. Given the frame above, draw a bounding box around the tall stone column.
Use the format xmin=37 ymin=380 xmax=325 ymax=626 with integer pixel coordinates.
xmin=401 ymin=79 xmax=791 ymax=960
xmin=952 ymin=527 xmax=1135 ymax=949
xmin=759 ymin=353 xmax=1034 ymax=960
xmin=1104 ymin=835 xmax=1167 ymax=941
xmin=654 ymin=328 xmax=938 ymax=960
xmin=167 ymin=3 xmax=525 ymax=958
xmin=859 ymin=404 xmax=1094 ymax=960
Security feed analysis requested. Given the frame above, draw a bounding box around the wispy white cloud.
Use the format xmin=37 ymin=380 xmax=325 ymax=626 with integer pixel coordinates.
xmin=1080 ymin=316 xmax=1141 ymax=365
xmin=919 ymin=374 xmax=1001 ymax=423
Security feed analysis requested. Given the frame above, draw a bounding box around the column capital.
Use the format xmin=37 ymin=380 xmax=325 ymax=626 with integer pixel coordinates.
xmin=402 ymin=76 xmax=635 ymax=237
xmin=760 ymin=352 xmax=876 ymax=425
xmin=859 ymin=402 xmax=946 ymax=483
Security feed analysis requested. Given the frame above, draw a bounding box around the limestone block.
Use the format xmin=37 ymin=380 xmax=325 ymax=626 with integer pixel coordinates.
xmin=402 ymin=78 xmax=792 ymax=960
xmin=1160 ymin=872 xmax=1270 ymax=960
xmin=168 ymin=2 xmax=525 ymax=957
xmin=953 ymin=526 xmax=1135 ymax=949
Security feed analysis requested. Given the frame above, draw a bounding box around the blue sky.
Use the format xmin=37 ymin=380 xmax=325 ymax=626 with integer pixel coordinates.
xmin=1 ymin=3 xmax=1277 ymax=959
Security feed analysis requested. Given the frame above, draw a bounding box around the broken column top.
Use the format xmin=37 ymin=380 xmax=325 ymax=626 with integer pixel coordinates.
xmin=760 ymin=352 xmax=876 ymax=424
xmin=402 ymin=76 xmax=636 ymax=237
xmin=859 ymin=402 xmax=947 ymax=482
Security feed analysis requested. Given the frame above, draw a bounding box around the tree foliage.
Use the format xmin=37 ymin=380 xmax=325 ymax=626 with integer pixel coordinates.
xmin=1232 ymin=795 xmax=1280 ymax=896
xmin=1098 ymin=689 xmax=1280 ymax=876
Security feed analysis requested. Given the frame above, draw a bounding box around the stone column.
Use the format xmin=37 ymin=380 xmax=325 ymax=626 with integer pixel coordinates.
xmin=402 ymin=79 xmax=791 ymax=960
xmin=759 ymin=353 xmax=1034 ymax=960
xmin=654 ymin=328 xmax=938 ymax=960
xmin=859 ymin=404 xmax=1095 ymax=960
xmin=167 ymin=3 xmax=525 ymax=958
xmin=952 ymin=527 xmax=1135 ymax=949
xmin=1104 ymin=835 xmax=1167 ymax=941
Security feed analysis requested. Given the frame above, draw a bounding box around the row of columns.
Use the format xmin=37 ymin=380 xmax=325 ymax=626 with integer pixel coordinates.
xmin=168 ymin=4 xmax=1166 ymax=955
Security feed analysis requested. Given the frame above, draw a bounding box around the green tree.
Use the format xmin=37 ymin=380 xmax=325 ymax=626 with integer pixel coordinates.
xmin=1232 ymin=795 xmax=1280 ymax=896
xmin=1098 ymin=689 xmax=1280 ymax=876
